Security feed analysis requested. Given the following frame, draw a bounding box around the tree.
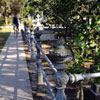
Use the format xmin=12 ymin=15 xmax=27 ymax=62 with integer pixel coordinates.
xmin=0 ymin=0 xmax=27 ymax=25
xmin=10 ymin=0 xmax=27 ymax=15
xmin=22 ymin=1 xmax=31 ymax=17
xmin=0 ymin=0 xmax=11 ymax=25
xmin=66 ymin=0 xmax=100 ymax=75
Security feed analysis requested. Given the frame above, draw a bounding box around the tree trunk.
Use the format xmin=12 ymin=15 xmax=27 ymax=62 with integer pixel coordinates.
xmin=5 ymin=15 xmax=8 ymax=25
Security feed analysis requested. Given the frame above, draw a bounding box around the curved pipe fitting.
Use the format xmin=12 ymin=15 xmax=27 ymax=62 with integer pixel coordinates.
xmin=69 ymin=72 xmax=100 ymax=83
xmin=69 ymin=74 xmax=84 ymax=83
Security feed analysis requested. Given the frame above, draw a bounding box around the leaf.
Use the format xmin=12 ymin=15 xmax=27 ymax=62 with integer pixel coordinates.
xmin=86 ymin=50 xmax=91 ymax=54
xmin=82 ymin=31 xmax=86 ymax=34
xmin=96 ymin=26 xmax=100 ymax=31
xmin=86 ymin=24 xmax=91 ymax=30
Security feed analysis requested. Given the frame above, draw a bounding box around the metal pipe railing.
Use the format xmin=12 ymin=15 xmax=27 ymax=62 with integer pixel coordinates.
xmin=22 ymin=25 xmax=56 ymax=99
xmin=23 ymin=23 xmax=31 ymax=51
xmin=37 ymin=60 xmax=56 ymax=100
xmin=34 ymin=39 xmax=57 ymax=73
xmin=30 ymin=30 xmax=36 ymax=61
xmin=83 ymin=72 xmax=100 ymax=79
xmin=22 ymin=22 xmax=100 ymax=100
xmin=69 ymin=72 xmax=100 ymax=83
xmin=34 ymin=28 xmax=56 ymax=100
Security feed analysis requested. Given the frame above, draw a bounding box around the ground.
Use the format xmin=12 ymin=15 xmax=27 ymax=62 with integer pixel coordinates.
xmin=0 ymin=28 xmax=12 ymax=52
xmin=24 ymin=43 xmax=55 ymax=100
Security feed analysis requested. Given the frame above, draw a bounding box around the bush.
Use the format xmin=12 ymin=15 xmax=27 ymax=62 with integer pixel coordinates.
xmin=0 ymin=17 xmax=5 ymax=26
xmin=21 ymin=17 xmax=33 ymax=26
xmin=7 ymin=17 xmax=13 ymax=25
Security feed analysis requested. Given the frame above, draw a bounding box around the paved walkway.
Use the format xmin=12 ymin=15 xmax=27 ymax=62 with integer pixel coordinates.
xmin=0 ymin=32 xmax=33 ymax=100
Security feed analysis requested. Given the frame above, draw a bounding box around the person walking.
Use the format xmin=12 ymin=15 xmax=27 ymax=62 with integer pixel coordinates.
xmin=13 ymin=14 xmax=19 ymax=37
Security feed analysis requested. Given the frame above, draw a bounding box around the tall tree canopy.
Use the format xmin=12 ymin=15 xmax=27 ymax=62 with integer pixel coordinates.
xmin=0 ymin=0 xmax=27 ymax=24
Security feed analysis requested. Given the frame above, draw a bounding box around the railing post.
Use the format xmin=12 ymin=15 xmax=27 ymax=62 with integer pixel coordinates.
xmin=35 ymin=30 xmax=43 ymax=84
xmin=51 ymin=38 xmax=70 ymax=100
xmin=23 ymin=22 xmax=27 ymax=43
xmin=24 ymin=23 xmax=31 ymax=51
xmin=27 ymin=26 xmax=31 ymax=51
xmin=30 ymin=26 xmax=36 ymax=61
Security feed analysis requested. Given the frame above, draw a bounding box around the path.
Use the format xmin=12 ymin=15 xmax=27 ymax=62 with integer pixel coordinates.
xmin=0 ymin=32 xmax=33 ymax=100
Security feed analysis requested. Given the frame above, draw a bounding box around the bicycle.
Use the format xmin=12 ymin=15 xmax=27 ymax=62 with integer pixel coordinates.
xmin=13 ymin=24 xmax=19 ymax=37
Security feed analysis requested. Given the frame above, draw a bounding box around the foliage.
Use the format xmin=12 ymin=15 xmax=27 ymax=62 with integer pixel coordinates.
xmin=90 ymin=65 xmax=100 ymax=72
xmin=0 ymin=0 xmax=27 ymax=25
xmin=22 ymin=0 xmax=100 ymax=86
xmin=66 ymin=15 xmax=100 ymax=73
xmin=7 ymin=17 xmax=13 ymax=25
xmin=21 ymin=17 xmax=33 ymax=26
xmin=25 ymin=0 xmax=100 ymax=75
xmin=0 ymin=17 xmax=5 ymax=26
xmin=22 ymin=1 xmax=31 ymax=16
xmin=23 ymin=0 xmax=43 ymax=17
xmin=10 ymin=0 xmax=27 ymax=15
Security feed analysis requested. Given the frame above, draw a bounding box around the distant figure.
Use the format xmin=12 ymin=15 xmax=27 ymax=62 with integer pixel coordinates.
xmin=13 ymin=15 xmax=19 ymax=32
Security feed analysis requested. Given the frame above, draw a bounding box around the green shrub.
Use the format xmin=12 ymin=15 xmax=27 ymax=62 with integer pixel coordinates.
xmin=65 ymin=16 xmax=100 ymax=76
xmin=90 ymin=64 xmax=100 ymax=72
xmin=21 ymin=18 xmax=33 ymax=26
xmin=0 ymin=17 xmax=5 ymax=26
xmin=7 ymin=17 xmax=13 ymax=25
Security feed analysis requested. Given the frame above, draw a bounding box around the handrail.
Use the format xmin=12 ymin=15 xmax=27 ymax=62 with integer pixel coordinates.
xmin=33 ymin=38 xmax=56 ymax=100
xmin=23 ymin=23 xmax=56 ymax=100
xmin=37 ymin=60 xmax=56 ymax=100
xmin=83 ymin=72 xmax=100 ymax=79
xmin=22 ymin=25 xmax=100 ymax=100
xmin=34 ymin=39 xmax=57 ymax=73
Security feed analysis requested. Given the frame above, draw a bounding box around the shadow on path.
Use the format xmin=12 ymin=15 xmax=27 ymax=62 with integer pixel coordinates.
xmin=0 ymin=32 xmax=33 ymax=100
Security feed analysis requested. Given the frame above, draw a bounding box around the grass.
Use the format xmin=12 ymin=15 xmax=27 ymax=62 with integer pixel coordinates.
xmin=0 ymin=28 xmax=12 ymax=52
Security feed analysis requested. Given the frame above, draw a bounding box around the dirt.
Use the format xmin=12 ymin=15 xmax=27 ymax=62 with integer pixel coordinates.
xmin=24 ymin=43 xmax=55 ymax=100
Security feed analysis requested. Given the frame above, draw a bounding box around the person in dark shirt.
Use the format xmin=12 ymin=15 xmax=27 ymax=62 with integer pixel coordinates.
xmin=13 ymin=15 xmax=19 ymax=32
